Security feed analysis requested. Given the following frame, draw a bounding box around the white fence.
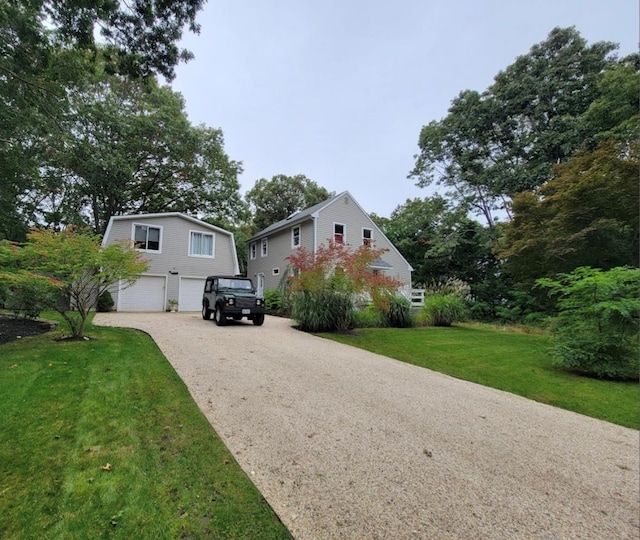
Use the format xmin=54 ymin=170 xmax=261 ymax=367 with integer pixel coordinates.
xmin=398 ymin=286 xmax=426 ymax=307
xmin=410 ymin=289 xmax=426 ymax=307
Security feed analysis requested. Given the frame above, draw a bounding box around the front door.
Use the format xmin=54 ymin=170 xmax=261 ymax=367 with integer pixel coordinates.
xmin=256 ymin=273 xmax=265 ymax=297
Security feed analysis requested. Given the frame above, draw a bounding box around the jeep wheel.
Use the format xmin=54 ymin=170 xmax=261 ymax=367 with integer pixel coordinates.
xmin=202 ymin=303 xmax=212 ymax=320
xmin=214 ymin=305 xmax=226 ymax=326
xmin=252 ymin=313 xmax=265 ymax=326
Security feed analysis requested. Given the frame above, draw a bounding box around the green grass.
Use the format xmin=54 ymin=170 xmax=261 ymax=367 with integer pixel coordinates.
xmin=0 ymin=314 xmax=292 ymax=540
xmin=321 ymin=323 xmax=639 ymax=429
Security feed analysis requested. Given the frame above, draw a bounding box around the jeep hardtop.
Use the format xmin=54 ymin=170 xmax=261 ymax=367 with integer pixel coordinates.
xmin=202 ymin=275 xmax=265 ymax=326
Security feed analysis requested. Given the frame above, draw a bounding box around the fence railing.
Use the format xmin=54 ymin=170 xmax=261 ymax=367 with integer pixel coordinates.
xmin=410 ymin=289 xmax=426 ymax=307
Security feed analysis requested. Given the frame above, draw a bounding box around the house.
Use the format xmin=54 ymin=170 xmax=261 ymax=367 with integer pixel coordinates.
xmin=102 ymin=213 xmax=240 ymax=312
xmin=247 ymin=191 xmax=412 ymax=295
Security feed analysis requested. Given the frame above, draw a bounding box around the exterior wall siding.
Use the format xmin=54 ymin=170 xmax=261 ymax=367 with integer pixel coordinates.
xmin=317 ymin=195 xmax=412 ymax=288
xmin=247 ymin=220 xmax=315 ymax=291
xmin=248 ymin=229 xmax=290 ymax=291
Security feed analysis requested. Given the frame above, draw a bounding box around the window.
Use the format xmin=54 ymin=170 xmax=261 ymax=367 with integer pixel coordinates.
xmin=292 ymin=226 xmax=300 ymax=248
xmin=362 ymin=228 xmax=372 ymax=246
xmin=272 ymin=268 xmax=280 ymax=276
xmin=189 ymin=231 xmax=214 ymax=257
xmin=261 ymin=238 xmax=268 ymax=257
xmin=250 ymin=242 xmax=257 ymax=260
xmin=134 ymin=224 xmax=161 ymax=251
xmin=334 ymin=223 xmax=345 ymax=244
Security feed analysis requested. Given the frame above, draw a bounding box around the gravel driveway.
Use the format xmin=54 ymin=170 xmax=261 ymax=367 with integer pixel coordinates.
xmin=94 ymin=312 xmax=639 ymax=539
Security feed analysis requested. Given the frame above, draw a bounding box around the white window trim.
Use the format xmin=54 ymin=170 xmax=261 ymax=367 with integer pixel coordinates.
xmin=272 ymin=268 xmax=280 ymax=276
xmin=188 ymin=229 xmax=215 ymax=258
xmin=362 ymin=227 xmax=373 ymax=246
xmin=334 ymin=222 xmax=346 ymax=244
xmin=250 ymin=242 xmax=257 ymax=260
xmin=132 ymin=222 xmax=163 ymax=253
xmin=291 ymin=225 xmax=301 ymax=249
xmin=261 ymin=237 xmax=268 ymax=257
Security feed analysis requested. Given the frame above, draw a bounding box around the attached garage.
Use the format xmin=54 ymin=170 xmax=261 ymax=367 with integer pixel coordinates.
xmin=117 ymin=275 xmax=167 ymax=312
xmin=178 ymin=277 xmax=206 ymax=311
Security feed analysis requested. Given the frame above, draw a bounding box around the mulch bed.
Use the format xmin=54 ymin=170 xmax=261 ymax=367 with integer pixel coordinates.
xmin=0 ymin=315 xmax=56 ymax=345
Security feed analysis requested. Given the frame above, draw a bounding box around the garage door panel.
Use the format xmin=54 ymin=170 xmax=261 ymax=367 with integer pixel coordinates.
xmin=179 ymin=277 xmax=205 ymax=311
xmin=118 ymin=276 xmax=166 ymax=312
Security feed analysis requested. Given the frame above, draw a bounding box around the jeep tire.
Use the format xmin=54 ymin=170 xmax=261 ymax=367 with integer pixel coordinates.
xmin=214 ymin=305 xmax=226 ymax=326
xmin=252 ymin=313 xmax=265 ymax=326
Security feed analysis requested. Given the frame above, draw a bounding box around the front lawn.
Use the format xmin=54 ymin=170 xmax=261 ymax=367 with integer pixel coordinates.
xmin=321 ymin=323 xmax=639 ymax=429
xmin=0 ymin=316 xmax=291 ymax=539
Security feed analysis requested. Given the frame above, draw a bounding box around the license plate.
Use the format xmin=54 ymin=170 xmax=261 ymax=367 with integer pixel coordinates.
xmin=242 ymin=309 xmax=250 ymax=315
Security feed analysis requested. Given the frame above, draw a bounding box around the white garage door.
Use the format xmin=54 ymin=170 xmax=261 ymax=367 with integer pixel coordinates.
xmin=118 ymin=276 xmax=166 ymax=312
xmin=178 ymin=277 xmax=206 ymax=311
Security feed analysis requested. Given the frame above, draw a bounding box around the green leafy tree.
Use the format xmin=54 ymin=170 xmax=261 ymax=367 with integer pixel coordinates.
xmin=20 ymin=76 xmax=245 ymax=234
xmin=1 ymin=0 xmax=203 ymax=84
xmin=1 ymin=0 xmax=205 ymax=240
xmin=0 ymin=19 xmax=80 ymax=241
xmin=410 ymin=27 xmax=619 ymax=226
xmin=579 ymin=55 xmax=640 ymax=147
xmin=373 ymin=196 xmax=502 ymax=314
xmin=537 ymin=267 xmax=639 ymax=380
xmin=0 ymin=229 xmax=148 ymax=338
xmin=498 ymin=141 xmax=639 ymax=288
xmin=246 ymin=175 xmax=332 ymax=232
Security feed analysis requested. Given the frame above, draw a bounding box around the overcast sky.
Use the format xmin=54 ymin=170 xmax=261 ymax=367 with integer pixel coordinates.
xmin=171 ymin=0 xmax=638 ymax=218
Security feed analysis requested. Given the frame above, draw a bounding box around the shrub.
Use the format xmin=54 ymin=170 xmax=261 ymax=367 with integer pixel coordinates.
xmin=537 ymin=266 xmax=639 ymax=380
xmin=263 ymin=288 xmax=284 ymax=313
xmin=96 ymin=290 xmax=114 ymax=312
xmin=291 ymin=290 xmax=353 ymax=332
xmin=421 ymin=293 xmax=467 ymax=327
xmin=353 ymin=305 xmax=384 ymax=328
xmin=2 ymin=272 xmax=61 ymax=319
xmin=384 ymin=295 xmax=413 ymax=328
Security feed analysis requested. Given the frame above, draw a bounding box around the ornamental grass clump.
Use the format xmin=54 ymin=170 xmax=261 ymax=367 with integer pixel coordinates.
xmin=286 ymin=240 xmax=402 ymax=332
xmin=417 ymin=277 xmax=471 ymax=299
xmin=291 ymin=289 xmax=353 ymax=332
xmin=384 ymin=295 xmax=413 ymax=328
xmin=421 ymin=293 xmax=468 ymax=327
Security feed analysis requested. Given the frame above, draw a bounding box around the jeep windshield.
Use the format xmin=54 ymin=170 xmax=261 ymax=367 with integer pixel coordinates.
xmin=218 ymin=278 xmax=253 ymax=291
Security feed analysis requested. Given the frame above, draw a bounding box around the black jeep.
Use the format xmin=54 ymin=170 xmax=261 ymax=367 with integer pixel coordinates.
xmin=202 ymin=276 xmax=265 ymax=326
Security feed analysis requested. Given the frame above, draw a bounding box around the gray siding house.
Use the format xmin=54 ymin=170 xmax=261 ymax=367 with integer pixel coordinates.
xmin=247 ymin=191 xmax=412 ymax=295
xmin=102 ymin=213 xmax=239 ymax=312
